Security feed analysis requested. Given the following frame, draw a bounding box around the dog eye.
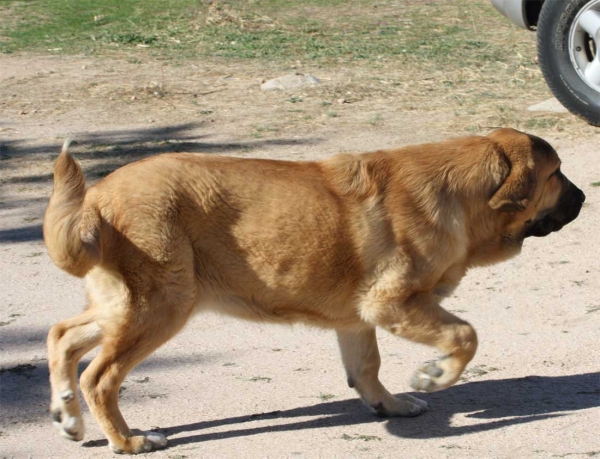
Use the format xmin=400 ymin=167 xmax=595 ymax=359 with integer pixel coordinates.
xmin=549 ymin=168 xmax=561 ymax=179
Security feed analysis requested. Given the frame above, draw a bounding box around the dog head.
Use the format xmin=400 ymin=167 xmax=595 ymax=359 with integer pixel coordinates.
xmin=487 ymin=128 xmax=585 ymax=246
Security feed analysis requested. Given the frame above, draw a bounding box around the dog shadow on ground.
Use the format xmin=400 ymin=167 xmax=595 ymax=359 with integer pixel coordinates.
xmin=2 ymin=328 xmax=596 ymax=449
xmin=153 ymin=372 xmax=599 ymax=446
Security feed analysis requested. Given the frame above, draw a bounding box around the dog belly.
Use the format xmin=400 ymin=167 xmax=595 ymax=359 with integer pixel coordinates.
xmin=194 ymin=286 xmax=363 ymax=329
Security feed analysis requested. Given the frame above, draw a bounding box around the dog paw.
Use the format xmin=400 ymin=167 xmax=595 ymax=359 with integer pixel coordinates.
xmin=410 ymin=356 xmax=460 ymax=393
xmin=368 ymin=394 xmax=428 ymax=417
xmin=144 ymin=432 xmax=168 ymax=450
xmin=110 ymin=432 xmax=168 ymax=454
xmin=398 ymin=393 xmax=429 ymax=411
xmin=52 ymin=409 xmax=84 ymax=441
xmin=51 ymin=391 xmax=84 ymax=441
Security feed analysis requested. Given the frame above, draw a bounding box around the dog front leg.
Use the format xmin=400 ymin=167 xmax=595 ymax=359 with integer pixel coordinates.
xmin=336 ymin=327 xmax=428 ymax=416
xmin=369 ymin=292 xmax=478 ymax=393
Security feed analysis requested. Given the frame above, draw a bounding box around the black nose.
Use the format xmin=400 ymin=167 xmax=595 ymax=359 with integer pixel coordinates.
xmin=578 ymin=189 xmax=586 ymax=203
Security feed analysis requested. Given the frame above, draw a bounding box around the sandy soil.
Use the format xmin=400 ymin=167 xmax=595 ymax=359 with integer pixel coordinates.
xmin=1 ymin=54 xmax=599 ymax=459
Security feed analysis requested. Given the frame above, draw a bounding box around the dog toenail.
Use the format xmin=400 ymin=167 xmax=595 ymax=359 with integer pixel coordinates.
xmin=60 ymin=390 xmax=75 ymax=402
xmin=426 ymin=362 xmax=443 ymax=377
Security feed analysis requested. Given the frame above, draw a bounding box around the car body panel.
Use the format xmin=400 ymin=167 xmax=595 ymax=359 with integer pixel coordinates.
xmin=491 ymin=0 xmax=543 ymax=30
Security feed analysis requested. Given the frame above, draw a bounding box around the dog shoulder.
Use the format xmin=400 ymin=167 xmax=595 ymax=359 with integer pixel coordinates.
xmin=322 ymin=151 xmax=392 ymax=201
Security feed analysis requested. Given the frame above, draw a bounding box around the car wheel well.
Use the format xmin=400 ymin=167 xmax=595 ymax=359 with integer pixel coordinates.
xmin=525 ymin=0 xmax=544 ymax=29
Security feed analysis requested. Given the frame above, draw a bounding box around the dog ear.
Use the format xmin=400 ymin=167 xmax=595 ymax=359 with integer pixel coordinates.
xmin=488 ymin=151 xmax=535 ymax=213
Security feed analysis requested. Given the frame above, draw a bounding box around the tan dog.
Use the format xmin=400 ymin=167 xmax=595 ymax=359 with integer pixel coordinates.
xmin=44 ymin=128 xmax=584 ymax=454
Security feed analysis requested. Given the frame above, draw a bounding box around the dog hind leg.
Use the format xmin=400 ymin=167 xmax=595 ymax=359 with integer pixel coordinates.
xmin=79 ymin=296 xmax=193 ymax=455
xmin=47 ymin=309 xmax=102 ymax=441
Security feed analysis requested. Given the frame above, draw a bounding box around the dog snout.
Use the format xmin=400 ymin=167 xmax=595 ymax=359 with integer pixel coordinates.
xmin=526 ymin=179 xmax=585 ymax=238
xmin=568 ymin=180 xmax=585 ymax=205
xmin=560 ymin=181 xmax=585 ymax=223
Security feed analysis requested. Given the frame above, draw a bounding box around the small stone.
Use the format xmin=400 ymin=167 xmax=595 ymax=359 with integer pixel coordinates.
xmin=130 ymin=96 xmax=136 ymax=101
xmin=337 ymin=98 xmax=347 ymax=104
xmin=528 ymin=98 xmax=568 ymax=113
xmin=261 ymin=73 xmax=320 ymax=91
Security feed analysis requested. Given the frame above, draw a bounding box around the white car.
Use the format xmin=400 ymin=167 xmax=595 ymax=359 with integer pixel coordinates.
xmin=492 ymin=0 xmax=600 ymax=126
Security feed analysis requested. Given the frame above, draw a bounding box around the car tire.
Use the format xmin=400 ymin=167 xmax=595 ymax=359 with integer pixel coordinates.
xmin=537 ymin=0 xmax=600 ymax=127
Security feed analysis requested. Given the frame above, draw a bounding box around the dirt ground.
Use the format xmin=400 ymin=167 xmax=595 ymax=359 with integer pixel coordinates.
xmin=1 ymin=54 xmax=599 ymax=459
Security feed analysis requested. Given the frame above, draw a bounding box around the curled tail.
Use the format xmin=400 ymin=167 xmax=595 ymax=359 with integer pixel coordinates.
xmin=44 ymin=139 xmax=101 ymax=277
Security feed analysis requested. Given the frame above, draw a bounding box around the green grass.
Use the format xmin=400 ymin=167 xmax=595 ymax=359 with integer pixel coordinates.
xmin=586 ymin=305 xmax=600 ymax=314
xmin=341 ymin=434 xmax=381 ymax=442
xmin=3 ymin=0 xmax=580 ymax=134
xmin=368 ymin=113 xmax=383 ymax=125
xmin=523 ymin=116 xmax=562 ymax=130
xmin=0 ymin=0 xmax=523 ymax=68
xmin=247 ymin=376 xmax=272 ymax=382
xmin=0 ymin=0 xmax=194 ymax=53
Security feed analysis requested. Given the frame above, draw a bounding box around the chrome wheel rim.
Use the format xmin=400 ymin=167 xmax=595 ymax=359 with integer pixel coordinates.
xmin=569 ymin=0 xmax=600 ymax=93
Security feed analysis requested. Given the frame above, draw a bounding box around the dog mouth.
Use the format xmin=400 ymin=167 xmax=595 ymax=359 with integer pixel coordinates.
xmin=524 ymin=215 xmax=565 ymax=238
xmin=524 ymin=183 xmax=585 ymax=239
